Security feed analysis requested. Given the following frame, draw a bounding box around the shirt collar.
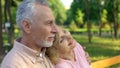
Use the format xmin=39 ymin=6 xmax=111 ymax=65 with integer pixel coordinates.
xmin=14 ymin=39 xmax=46 ymax=64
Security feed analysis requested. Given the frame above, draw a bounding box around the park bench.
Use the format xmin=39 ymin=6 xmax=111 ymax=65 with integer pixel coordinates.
xmin=92 ymin=55 xmax=120 ymax=68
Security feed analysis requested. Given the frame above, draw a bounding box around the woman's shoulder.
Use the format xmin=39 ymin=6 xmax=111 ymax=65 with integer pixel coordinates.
xmin=74 ymin=42 xmax=86 ymax=56
xmin=55 ymin=59 xmax=73 ymax=68
xmin=55 ymin=62 xmax=72 ymax=68
xmin=74 ymin=42 xmax=84 ymax=50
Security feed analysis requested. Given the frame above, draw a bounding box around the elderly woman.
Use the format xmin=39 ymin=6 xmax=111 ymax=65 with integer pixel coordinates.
xmin=46 ymin=27 xmax=91 ymax=68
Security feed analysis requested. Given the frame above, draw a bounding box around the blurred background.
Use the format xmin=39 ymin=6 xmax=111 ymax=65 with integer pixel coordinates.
xmin=0 ymin=0 xmax=120 ymax=67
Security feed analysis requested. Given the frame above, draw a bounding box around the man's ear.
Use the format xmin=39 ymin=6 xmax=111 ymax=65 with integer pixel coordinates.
xmin=22 ymin=20 xmax=32 ymax=34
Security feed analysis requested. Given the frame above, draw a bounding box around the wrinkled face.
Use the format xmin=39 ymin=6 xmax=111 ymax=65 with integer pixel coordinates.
xmin=57 ymin=29 xmax=75 ymax=54
xmin=30 ymin=5 xmax=57 ymax=47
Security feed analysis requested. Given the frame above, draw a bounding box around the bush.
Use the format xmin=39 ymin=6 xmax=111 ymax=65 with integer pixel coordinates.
xmin=69 ymin=20 xmax=78 ymax=31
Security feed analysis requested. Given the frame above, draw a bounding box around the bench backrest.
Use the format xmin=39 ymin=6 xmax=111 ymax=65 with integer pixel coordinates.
xmin=92 ymin=55 xmax=120 ymax=68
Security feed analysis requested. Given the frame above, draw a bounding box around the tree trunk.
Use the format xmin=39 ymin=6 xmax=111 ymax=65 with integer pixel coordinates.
xmin=8 ymin=0 xmax=14 ymax=47
xmin=4 ymin=0 xmax=8 ymax=22
xmin=0 ymin=0 xmax=5 ymax=55
xmin=99 ymin=22 xmax=102 ymax=36
xmin=3 ymin=0 xmax=14 ymax=51
xmin=87 ymin=20 xmax=92 ymax=43
xmin=113 ymin=0 xmax=118 ymax=39
xmin=113 ymin=22 xmax=118 ymax=39
xmin=98 ymin=0 xmax=102 ymax=37
xmin=84 ymin=0 xmax=92 ymax=43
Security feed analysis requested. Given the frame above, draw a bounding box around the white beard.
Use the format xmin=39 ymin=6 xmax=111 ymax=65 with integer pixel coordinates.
xmin=41 ymin=40 xmax=53 ymax=47
xmin=32 ymin=36 xmax=53 ymax=47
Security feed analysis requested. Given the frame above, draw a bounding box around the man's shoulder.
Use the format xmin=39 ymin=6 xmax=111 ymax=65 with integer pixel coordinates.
xmin=1 ymin=49 xmax=25 ymax=67
xmin=4 ymin=48 xmax=22 ymax=59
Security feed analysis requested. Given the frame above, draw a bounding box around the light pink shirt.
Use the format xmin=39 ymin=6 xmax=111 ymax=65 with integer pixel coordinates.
xmin=55 ymin=43 xmax=91 ymax=68
xmin=1 ymin=40 xmax=54 ymax=68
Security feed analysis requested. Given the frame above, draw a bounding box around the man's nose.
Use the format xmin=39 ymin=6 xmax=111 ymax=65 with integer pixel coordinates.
xmin=51 ymin=24 xmax=57 ymax=34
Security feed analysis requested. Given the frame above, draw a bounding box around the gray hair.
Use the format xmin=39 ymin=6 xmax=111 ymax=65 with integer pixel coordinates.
xmin=16 ymin=0 xmax=49 ymax=29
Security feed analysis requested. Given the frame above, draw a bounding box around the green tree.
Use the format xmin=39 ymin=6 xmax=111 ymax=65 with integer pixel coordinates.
xmin=75 ymin=9 xmax=84 ymax=28
xmin=118 ymin=12 xmax=120 ymax=24
xmin=113 ymin=0 xmax=119 ymax=39
xmin=0 ymin=0 xmax=20 ymax=54
xmin=48 ymin=0 xmax=66 ymax=25
xmin=4 ymin=0 xmax=16 ymax=48
xmin=83 ymin=0 xmax=92 ymax=43
xmin=98 ymin=0 xmax=105 ymax=36
xmin=72 ymin=0 xmax=92 ymax=43
xmin=64 ymin=9 xmax=72 ymax=25
xmin=118 ymin=5 xmax=120 ymax=23
xmin=101 ymin=9 xmax=108 ymax=24
xmin=106 ymin=0 xmax=120 ymax=39
xmin=70 ymin=0 xmax=92 ymax=43
xmin=69 ymin=20 xmax=78 ymax=31
xmin=70 ymin=0 xmax=85 ymax=24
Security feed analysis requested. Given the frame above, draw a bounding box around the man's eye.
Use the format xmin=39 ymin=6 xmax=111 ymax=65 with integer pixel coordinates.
xmin=47 ymin=21 xmax=53 ymax=25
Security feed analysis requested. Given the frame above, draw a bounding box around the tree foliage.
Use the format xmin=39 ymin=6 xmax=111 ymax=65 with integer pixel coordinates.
xmin=48 ymin=0 xmax=66 ymax=25
xmin=69 ymin=20 xmax=78 ymax=31
xmin=75 ymin=9 xmax=84 ymax=27
xmin=70 ymin=0 xmax=100 ymax=24
xmin=101 ymin=9 xmax=107 ymax=23
xmin=106 ymin=0 xmax=120 ymax=38
xmin=0 ymin=0 xmax=22 ymax=54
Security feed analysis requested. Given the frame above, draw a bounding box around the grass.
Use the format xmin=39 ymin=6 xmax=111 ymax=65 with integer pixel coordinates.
xmin=68 ymin=28 xmax=112 ymax=33
xmin=72 ymin=33 xmax=120 ymax=68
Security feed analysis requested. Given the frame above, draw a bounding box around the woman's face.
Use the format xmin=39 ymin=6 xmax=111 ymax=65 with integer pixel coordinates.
xmin=57 ymin=29 xmax=76 ymax=54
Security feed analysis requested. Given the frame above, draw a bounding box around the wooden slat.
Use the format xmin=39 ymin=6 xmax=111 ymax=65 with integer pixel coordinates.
xmin=92 ymin=55 xmax=120 ymax=68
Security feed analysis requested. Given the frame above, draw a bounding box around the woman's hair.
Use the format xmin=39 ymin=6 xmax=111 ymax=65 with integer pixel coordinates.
xmin=46 ymin=27 xmax=70 ymax=64
xmin=46 ymin=32 xmax=61 ymax=64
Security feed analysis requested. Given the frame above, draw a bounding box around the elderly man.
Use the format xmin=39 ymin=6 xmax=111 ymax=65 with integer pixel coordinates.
xmin=1 ymin=0 xmax=57 ymax=68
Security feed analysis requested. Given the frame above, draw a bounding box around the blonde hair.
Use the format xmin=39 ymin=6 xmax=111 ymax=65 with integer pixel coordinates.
xmin=46 ymin=27 xmax=70 ymax=64
xmin=46 ymin=32 xmax=61 ymax=64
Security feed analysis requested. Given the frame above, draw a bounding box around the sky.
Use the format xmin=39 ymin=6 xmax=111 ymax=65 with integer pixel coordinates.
xmin=61 ymin=0 xmax=73 ymax=9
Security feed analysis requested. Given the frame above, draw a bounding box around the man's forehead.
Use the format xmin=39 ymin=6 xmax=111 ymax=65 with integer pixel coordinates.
xmin=33 ymin=4 xmax=55 ymax=21
xmin=35 ymin=4 xmax=53 ymax=15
